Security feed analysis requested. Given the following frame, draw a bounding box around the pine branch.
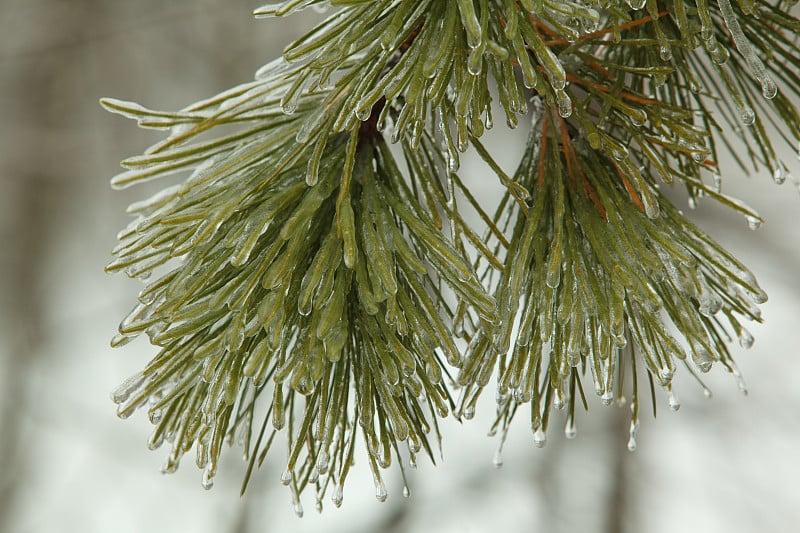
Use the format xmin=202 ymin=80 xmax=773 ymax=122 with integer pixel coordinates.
xmin=103 ymin=67 xmax=495 ymax=507
xmin=103 ymin=0 xmax=800 ymax=511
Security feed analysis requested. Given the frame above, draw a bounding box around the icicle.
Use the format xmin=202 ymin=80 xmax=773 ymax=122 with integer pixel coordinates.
xmin=556 ymin=90 xmax=572 ymax=118
xmin=773 ymin=162 xmax=787 ymax=185
xmin=492 ymin=446 xmax=504 ymax=468
xmin=627 ymin=420 xmax=638 ymax=452
xmin=692 ymin=347 xmax=714 ymax=373
xmin=456 ymin=0 xmax=482 ymax=48
xmin=718 ymin=0 xmax=778 ymax=100
xmin=375 ymin=481 xmax=388 ymax=503
xmin=201 ymin=467 xmax=215 ymax=490
xmin=564 ymin=417 xmax=577 ymax=439
xmin=316 ymin=450 xmax=329 ymax=475
xmin=738 ymin=327 xmax=754 ymax=349
xmin=667 ymin=389 xmax=681 ymax=412
xmin=731 ymin=364 xmax=749 ymax=396
xmin=110 ymin=372 xmax=146 ymax=404
xmin=745 ymin=215 xmax=762 ymax=231
xmin=332 ymin=485 xmax=344 ymax=507
xmin=601 ymin=391 xmax=614 ymax=406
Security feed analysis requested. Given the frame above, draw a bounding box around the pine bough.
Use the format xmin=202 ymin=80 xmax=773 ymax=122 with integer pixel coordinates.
xmin=104 ymin=0 xmax=800 ymax=514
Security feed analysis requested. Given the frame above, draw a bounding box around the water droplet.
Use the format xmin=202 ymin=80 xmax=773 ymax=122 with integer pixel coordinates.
xmin=332 ymin=485 xmax=344 ymax=507
xmin=111 ymin=372 xmax=146 ymax=404
xmin=492 ymin=445 xmax=504 ymax=468
xmin=545 ymin=267 xmax=561 ymax=289
xmin=110 ymin=333 xmax=134 ymax=347
xmin=403 ymin=485 xmax=411 ymax=498
xmin=601 ymin=391 xmax=614 ymax=406
xmin=375 ymin=481 xmax=388 ymax=502
xmin=161 ymin=457 xmax=179 ymax=474
xmin=668 ymin=390 xmax=681 ymax=412
xmin=513 ymin=389 xmax=532 ymax=403
xmin=316 ymin=451 xmax=329 ymax=474
xmin=738 ymin=328 xmax=754 ymax=349
xmin=355 ymin=106 xmax=371 ymax=121
xmin=147 ymin=430 xmax=164 ymax=451
xmin=116 ymin=403 xmax=134 ymax=419
xmin=462 ymin=406 xmax=475 ymax=420
xmin=630 ymin=110 xmax=647 ymax=127
xmin=315 ymin=499 xmax=323 ymax=513
xmin=703 ymin=387 xmax=713 ymax=399
xmin=148 ymin=408 xmax=163 ymax=424
xmin=773 ymin=164 xmax=787 ymax=185
xmin=553 ymin=388 xmax=565 ymax=410
xmin=732 ymin=366 xmax=749 ymax=396
xmin=692 ymin=349 xmax=714 ymax=373
xmin=699 ymin=292 xmax=722 ymax=316
xmin=627 ymin=421 xmax=638 ymax=452
xmin=564 ymin=418 xmax=577 ymax=439
xmin=762 ymin=77 xmax=777 ymax=100
xmin=467 ymin=51 xmax=483 ymax=76
xmin=377 ymin=454 xmax=390 ymax=469
xmin=201 ymin=468 xmax=214 ymax=490
xmin=281 ymin=102 xmax=297 ymax=116
xmin=746 ymin=215 xmax=762 ymax=230
xmin=556 ymin=90 xmax=572 ymax=118
xmin=533 ymin=428 xmax=547 ymax=448
xmin=740 ymin=107 xmax=756 ymax=126
xmin=293 ymin=501 xmax=304 ymax=518
xmin=281 ymin=469 xmax=292 ymax=486
xmin=447 ymin=153 xmax=460 ymax=173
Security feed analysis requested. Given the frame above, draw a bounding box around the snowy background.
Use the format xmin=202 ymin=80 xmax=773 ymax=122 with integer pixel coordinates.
xmin=1 ymin=2 xmax=798 ymax=532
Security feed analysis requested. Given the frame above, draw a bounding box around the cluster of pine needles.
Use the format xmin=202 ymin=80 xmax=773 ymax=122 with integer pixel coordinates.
xmin=104 ymin=0 xmax=800 ymax=513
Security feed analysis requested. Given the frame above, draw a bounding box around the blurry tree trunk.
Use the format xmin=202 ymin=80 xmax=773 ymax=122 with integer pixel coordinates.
xmin=604 ymin=406 xmax=631 ymax=533
xmin=0 ymin=1 xmax=95 ymax=526
xmin=0 ymin=179 xmax=50 ymax=529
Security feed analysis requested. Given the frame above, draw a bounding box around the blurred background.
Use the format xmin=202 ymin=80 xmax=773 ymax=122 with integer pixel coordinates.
xmin=1 ymin=1 xmax=798 ymax=532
